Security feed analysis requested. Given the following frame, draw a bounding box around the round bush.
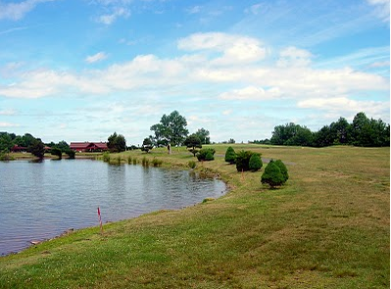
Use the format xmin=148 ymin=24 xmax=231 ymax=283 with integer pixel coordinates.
xmin=274 ymin=159 xmax=288 ymax=182
xmin=224 ymin=146 xmax=236 ymax=164
xmin=261 ymin=160 xmax=285 ymax=188
xmin=249 ymin=154 xmax=263 ymax=171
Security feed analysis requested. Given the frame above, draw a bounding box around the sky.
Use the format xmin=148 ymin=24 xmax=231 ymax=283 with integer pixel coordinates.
xmin=0 ymin=0 xmax=389 ymax=144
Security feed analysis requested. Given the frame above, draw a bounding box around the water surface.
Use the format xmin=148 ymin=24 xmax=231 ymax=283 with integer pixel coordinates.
xmin=0 ymin=159 xmax=226 ymax=255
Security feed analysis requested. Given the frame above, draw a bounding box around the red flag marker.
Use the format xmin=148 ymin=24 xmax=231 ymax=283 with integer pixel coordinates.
xmin=97 ymin=206 xmax=104 ymax=235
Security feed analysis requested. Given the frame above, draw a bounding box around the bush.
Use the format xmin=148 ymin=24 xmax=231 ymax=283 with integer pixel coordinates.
xmin=152 ymin=158 xmax=163 ymax=167
xmin=188 ymin=160 xmax=197 ymax=169
xmin=274 ymin=159 xmax=289 ymax=182
xmin=261 ymin=160 xmax=286 ymax=188
xmin=64 ymin=149 xmax=75 ymax=159
xmin=50 ymin=147 xmax=62 ymax=160
xmin=102 ymin=152 xmax=110 ymax=162
xmin=142 ymin=156 xmax=150 ymax=167
xmin=235 ymin=150 xmax=256 ymax=172
xmin=224 ymin=146 xmax=236 ymax=164
xmin=197 ymin=148 xmax=215 ymax=161
xmin=249 ymin=153 xmax=263 ymax=171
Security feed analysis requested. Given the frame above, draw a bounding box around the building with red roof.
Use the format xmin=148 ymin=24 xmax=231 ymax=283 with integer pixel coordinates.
xmin=69 ymin=142 xmax=108 ymax=152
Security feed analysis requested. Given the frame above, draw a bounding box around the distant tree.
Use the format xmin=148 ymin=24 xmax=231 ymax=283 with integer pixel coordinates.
xmin=228 ymin=138 xmax=235 ymax=144
xmin=108 ymin=132 xmax=126 ymax=152
xmin=56 ymin=141 xmax=70 ymax=151
xmin=0 ymin=133 xmax=13 ymax=152
xmin=224 ymin=146 xmax=236 ymax=164
xmin=141 ymin=138 xmax=153 ymax=153
xmin=64 ymin=149 xmax=75 ymax=159
xmin=28 ymin=138 xmax=45 ymax=159
xmin=195 ymin=128 xmax=211 ymax=144
xmin=184 ymin=134 xmax=202 ymax=157
xmin=249 ymin=153 xmax=263 ymax=172
xmin=150 ymin=111 xmax=189 ymax=146
xmin=329 ymin=117 xmax=351 ymax=145
xmin=261 ymin=160 xmax=286 ymax=188
xmin=51 ymin=147 xmax=62 ymax=160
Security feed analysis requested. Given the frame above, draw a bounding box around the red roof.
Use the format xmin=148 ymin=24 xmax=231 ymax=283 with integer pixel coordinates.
xmin=70 ymin=142 xmax=108 ymax=151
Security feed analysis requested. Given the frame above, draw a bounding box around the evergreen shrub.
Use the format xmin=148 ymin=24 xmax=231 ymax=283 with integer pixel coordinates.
xmin=261 ymin=160 xmax=286 ymax=188
xmin=235 ymin=150 xmax=256 ymax=172
xmin=224 ymin=146 xmax=236 ymax=164
xmin=249 ymin=153 xmax=263 ymax=171
xmin=197 ymin=148 xmax=215 ymax=161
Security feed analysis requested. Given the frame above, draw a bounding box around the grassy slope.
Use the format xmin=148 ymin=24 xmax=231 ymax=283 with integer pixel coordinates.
xmin=0 ymin=145 xmax=389 ymax=288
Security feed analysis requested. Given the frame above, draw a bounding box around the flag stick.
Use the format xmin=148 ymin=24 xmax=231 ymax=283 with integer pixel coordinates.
xmin=97 ymin=206 xmax=104 ymax=235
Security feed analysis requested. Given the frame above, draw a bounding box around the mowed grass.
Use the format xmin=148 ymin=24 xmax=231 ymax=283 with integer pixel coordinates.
xmin=0 ymin=145 xmax=389 ymax=288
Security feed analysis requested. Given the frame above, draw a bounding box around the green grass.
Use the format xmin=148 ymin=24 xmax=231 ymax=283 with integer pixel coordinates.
xmin=0 ymin=145 xmax=389 ymax=288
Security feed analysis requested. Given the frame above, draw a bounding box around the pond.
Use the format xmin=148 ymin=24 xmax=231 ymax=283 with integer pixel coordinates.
xmin=0 ymin=159 xmax=226 ymax=256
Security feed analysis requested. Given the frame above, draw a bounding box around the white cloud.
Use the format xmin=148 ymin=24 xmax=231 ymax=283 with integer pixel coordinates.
xmin=0 ymin=109 xmax=16 ymax=115
xmin=297 ymin=97 xmax=389 ymax=117
xmin=186 ymin=5 xmax=202 ymax=14
xmin=0 ymin=122 xmax=19 ymax=127
xmin=0 ymin=0 xmax=54 ymax=21
xmin=370 ymin=61 xmax=390 ymax=68
xmin=219 ymin=86 xmax=282 ymax=100
xmin=97 ymin=7 xmax=130 ymax=25
xmin=277 ymin=46 xmax=313 ymax=67
xmin=178 ymin=32 xmax=267 ymax=65
xmin=85 ymin=52 xmax=108 ymax=63
xmin=367 ymin=0 xmax=390 ymax=22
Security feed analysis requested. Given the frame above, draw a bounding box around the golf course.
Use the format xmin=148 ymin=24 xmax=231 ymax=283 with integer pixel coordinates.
xmin=0 ymin=144 xmax=389 ymax=288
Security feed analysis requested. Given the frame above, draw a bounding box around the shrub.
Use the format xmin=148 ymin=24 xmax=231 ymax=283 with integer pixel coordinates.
xmin=142 ymin=156 xmax=150 ymax=167
xmin=197 ymin=148 xmax=215 ymax=161
xmin=261 ymin=160 xmax=286 ymax=188
xmin=127 ymin=155 xmax=132 ymax=164
xmin=184 ymin=134 xmax=202 ymax=157
xmin=274 ymin=159 xmax=289 ymax=182
xmin=235 ymin=150 xmax=256 ymax=172
xmin=64 ymin=149 xmax=75 ymax=159
xmin=152 ymin=158 xmax=163 ymax=167
xmin=141 ymin=138 xmax=153 ymax=153
xmin=102 ymin=151 xmax=111 ymax=162
xmin=132 ymin=157 xmax=138 ymax=165
xmin=224 ymin=146 xmax=236 ymax=164
xmin=249 ymin=153 xmax=263 ymax=171
xmin=50 ymin=147 xmax=62 ymax=160
xmin=188 ymin=160 xmax=197 ymax=169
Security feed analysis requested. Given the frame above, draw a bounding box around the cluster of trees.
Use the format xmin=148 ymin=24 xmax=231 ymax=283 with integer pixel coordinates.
xmin=254 ymin=112 xmax=389 ymax=148
xmin=149 ymin=111 xmax=210 ymax=147
xmin=107 ymin=132 xmax=126 ymax=152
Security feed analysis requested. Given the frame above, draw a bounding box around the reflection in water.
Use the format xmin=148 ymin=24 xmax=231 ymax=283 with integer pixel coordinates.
xmin=0 ymin=160 xmax=226 ymax=256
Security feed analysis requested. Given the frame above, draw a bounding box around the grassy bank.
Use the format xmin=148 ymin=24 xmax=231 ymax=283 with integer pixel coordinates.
xmin=0 ymin=145 xmax=389 ymax=288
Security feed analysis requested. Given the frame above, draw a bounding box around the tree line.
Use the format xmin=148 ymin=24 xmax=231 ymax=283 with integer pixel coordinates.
xmin=253 ymin=112 xmax=390 ymax=147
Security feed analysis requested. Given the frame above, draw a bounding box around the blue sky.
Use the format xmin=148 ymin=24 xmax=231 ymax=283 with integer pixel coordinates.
xmin=0 ymin=0 xmax=389 ymax=144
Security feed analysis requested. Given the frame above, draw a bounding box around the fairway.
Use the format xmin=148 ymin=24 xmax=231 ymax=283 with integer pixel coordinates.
xmin=0 ymin=145 xmax=389 ymax=288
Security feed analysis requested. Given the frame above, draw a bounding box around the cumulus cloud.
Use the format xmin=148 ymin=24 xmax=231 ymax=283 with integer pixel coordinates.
xmin=366 ymin=0 xmax=390 ymax=22
xmin=277 ymin=46 xmax=313 ymax=67
xmin=85 ymin=52 xmax=108 ymax=63
xmin=0 ymin=122 xmax=19 ymax=127
xmin=97 ymin=7 xmax=130 ymax=25
xmin=178 ymin=32 xmax=267 ymax=64
xmin=297 ymin=97 xmax=389 ymax=117
xmin=219 ymin=86 xmax=282 ymax=100
xmin=0 ymin=109 xmax=16 ymax=115
xmin=0 ymin=32 xmax=388 ymax=128
xmin=0 ymin=0 xmax=54 ymax=21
